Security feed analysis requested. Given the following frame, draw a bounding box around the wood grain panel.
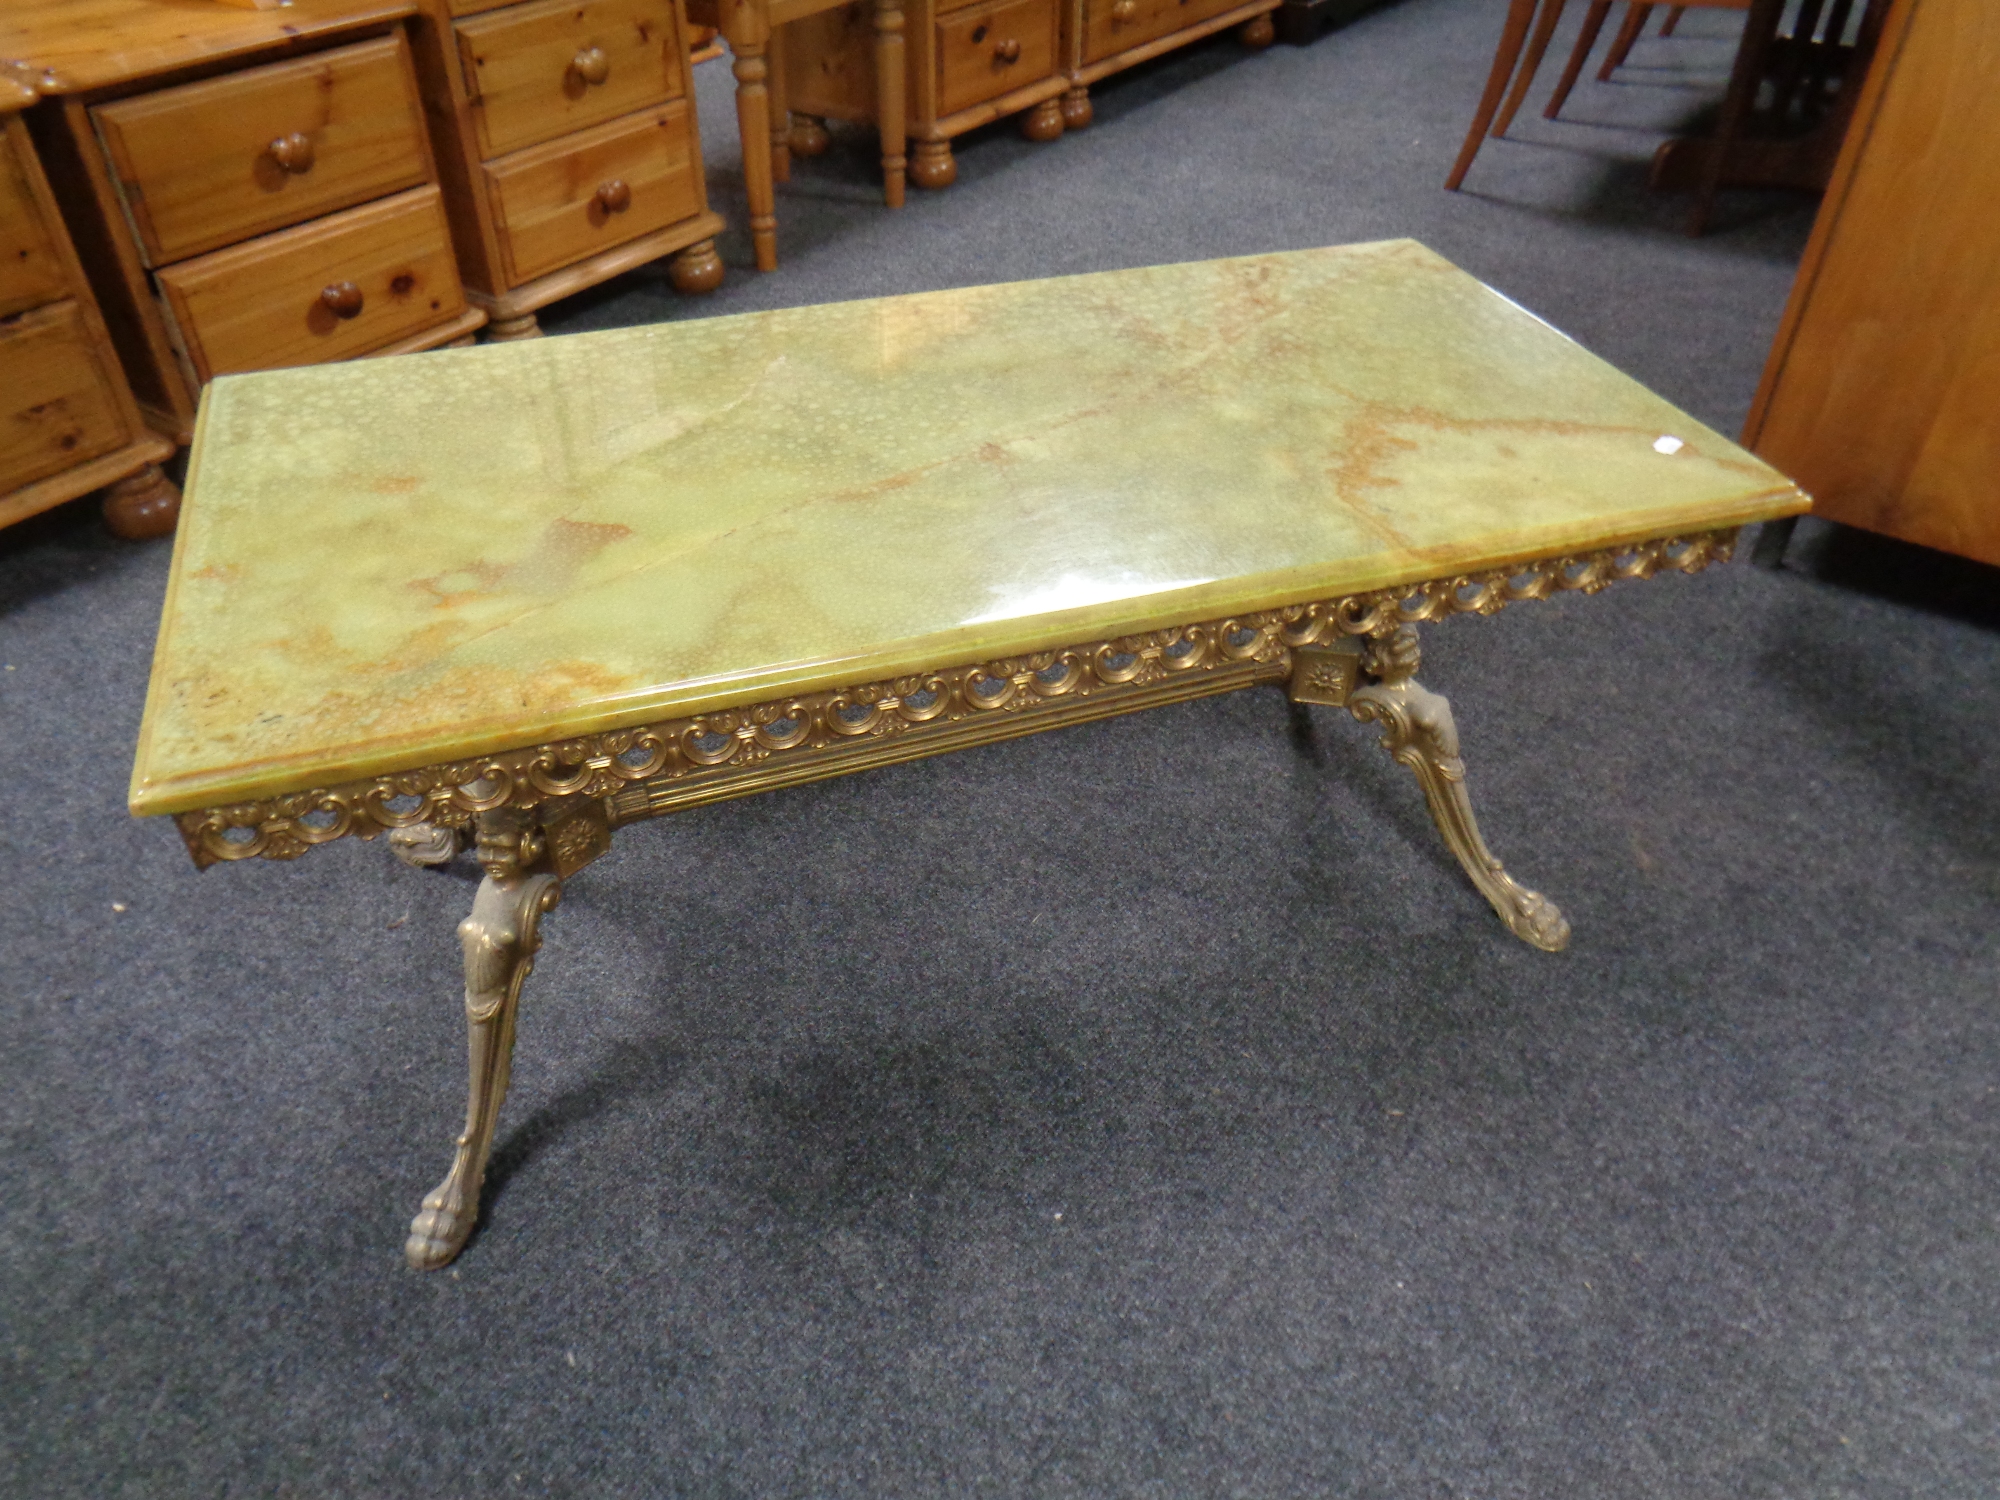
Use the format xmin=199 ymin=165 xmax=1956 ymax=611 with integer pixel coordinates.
xmin=0 ymin=300 xmax=129 ymax=492
xmin=91 ymin=35 xmax=431 ymax=267
xmin=1745 ymin=0 xmax=2000 ymax=566
xmin=1081 ymin=0 xmax=1239 ymax=64
xmin=156 ymin=186 xmax=466 ymax=381
xmin=0 ymin=117 xmax=71 ymax=318
xmin=934 ymin=0 xmax=1056 ymax=116
xmin=455 ymin=0 xmax=684 ymax=158
xmin=484 ymin=100 xmax=700 ymax=285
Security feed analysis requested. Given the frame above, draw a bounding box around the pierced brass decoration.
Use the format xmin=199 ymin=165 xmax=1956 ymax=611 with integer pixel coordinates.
xmin=173 ymin=530 xmax=1736 ymax=870
xmin=1288 ymin=640 xmax=1364 ymax=706
xmin=1348 ymin=625 xmax=1570 ymax=952
xmin=405 ymin=810 xmax=563 ymax=1271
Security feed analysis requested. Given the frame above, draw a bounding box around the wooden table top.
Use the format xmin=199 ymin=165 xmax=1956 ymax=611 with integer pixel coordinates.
xmin=0 ymin=0 xmax=413 ymax=94
xmin=131 ymin=240 xmax=1807 ymax=817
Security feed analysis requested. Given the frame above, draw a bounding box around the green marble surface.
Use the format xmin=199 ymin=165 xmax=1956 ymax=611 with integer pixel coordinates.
xmin=131 ymin=240 xmax=1806 ymax=816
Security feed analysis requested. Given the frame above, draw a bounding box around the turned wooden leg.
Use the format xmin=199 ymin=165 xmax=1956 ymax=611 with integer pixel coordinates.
xmin=874 ymin=0 xmax=907 ymax=207
xmin=668 ymin=237 xmax=725 ymax=293
xmin=1341 ymin=626 xmax=1570 ymax=952
xmin=1061 ymin=84 xmax=1093 ymax=129
xmin=100 ymin=462 xmax=180 ymax=541
xmin=1019 ymin=96 xmax=1064 ymax=141
xmin=1238 ymin=11 xmax=1276 ymax=47
xmin=789 ymin=112 xmax=831 ymax=156
xmin=1659 ymin=3 xmax=1684 ymax=35
xmin=768 ymin=23 xmax=792 ymax=182
xmin=405 ymin=810 xmax=564 ymax=1271
xmin=910 ymin=137 xmax=956 ymax=189
xmin=729 ymin=26 xmax=779 ymax=271
xmin=486 ymin=311 xmax=542 ymax=342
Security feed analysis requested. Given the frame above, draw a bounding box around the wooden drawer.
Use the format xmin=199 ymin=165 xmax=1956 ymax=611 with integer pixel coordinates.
xmin=457 ymin=0 xmax=685 ymax=159
xmin=936 ymin=0 xmax=1057 ymax=116
xmin=156 ymin=186 xmax=466 ymax=382
xmin=0 ymin=124 xmax=70 ymax=319
xmin=91 ymin=35 xmax=432 ymax=268
xmin=484 ymin=101 xmax=701 ymax=285
xmin=0 ymin=301 xmax=130 ymax=493
xmin=1081 ymin=0 xmax=1237 ymax=64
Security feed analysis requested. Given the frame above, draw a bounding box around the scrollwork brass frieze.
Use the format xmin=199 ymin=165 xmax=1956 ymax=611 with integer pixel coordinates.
xmin=173 ymin=529 xmax=1736 ymax=869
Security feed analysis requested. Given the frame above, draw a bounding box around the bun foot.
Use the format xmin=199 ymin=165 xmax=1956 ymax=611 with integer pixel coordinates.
xmin=486 ymin=312 xmax=542 ymax=342
xmin=788 ymin=113 xmax=831 ymax=156
xmin=1019 ymin=97 xmax=1065 ymax=142
xmin=1239 ymin=11 xmax=1276 ymax=46
xmin=668 ymin=238 xmax=725 ymax=294
xmin=101 ymin=463 xmax=179 ymax=540
xmin=910 ymin=138 xmax=956 ymax=189
xmin=1061 ymin=85 xmax=1093 ymax=129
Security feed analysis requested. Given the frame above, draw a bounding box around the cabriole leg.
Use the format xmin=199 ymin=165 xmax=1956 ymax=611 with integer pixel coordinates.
xmin=1346 ymin=625 xmax=1570 ymax=951
xmin=405 ymin=809 xmax=563 ymax=1270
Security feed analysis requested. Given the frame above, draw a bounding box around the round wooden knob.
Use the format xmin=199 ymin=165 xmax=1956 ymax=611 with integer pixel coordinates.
xmin=594 ymin=178 xmax=631 ymax=213
xmin=268 ymin=132 xmax=315 ymax=174
xmin=571 ymin=45 xmax=610 ymax=84
xmin=320 ymin=281 xmax=364 ymax=319
xmin=1111 ymin=0 xmax=1136 ymax=19
xmin=994 ymin=37 xmax=1021 ymax=61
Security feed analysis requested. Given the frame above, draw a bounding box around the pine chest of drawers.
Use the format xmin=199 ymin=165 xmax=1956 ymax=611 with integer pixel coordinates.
xmin=7 ymin=0 xmax=487 ymax=447
xmin=777 ymin=0 xmax=1274 ymax=187
xmin=405 ymin=0 xmax=727 ymax=340
xmin=0 ymin=74 xmax=176 ymax=538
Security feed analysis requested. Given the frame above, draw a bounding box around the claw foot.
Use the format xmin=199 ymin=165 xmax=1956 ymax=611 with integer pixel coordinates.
xmin=406 ymin=1171 xmax=476 ymax=1269
xmin=1502 ymin=887 xmax=1571 ymax=952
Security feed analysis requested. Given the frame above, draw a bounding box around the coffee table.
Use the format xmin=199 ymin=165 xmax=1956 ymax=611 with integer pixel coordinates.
xmin=130 ymin=241 xmax=1808 ymax=1270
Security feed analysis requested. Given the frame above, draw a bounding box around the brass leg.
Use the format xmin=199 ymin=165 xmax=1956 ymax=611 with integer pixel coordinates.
xmin=405 ymin=810 xmax=563 ymax=1270
xmin=874 ymin=0 xmax=908 ymax=207
xmin=1346 ymin=625 xmax=1570 ymax=952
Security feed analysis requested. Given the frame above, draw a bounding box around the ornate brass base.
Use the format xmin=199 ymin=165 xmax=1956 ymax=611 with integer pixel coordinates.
xmin=183 ymin=532 xmax=1734 ymax=1265
xmin=1342 ymin=627 xmax=1569 ymax=951
xmin=405 ymin=811 xmax=562 ymax=1270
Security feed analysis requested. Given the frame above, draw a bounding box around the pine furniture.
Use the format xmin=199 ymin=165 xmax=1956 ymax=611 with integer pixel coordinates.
xmin=128 ymin=242 xmax=1808 ymax=1269
xmin=773 ymin=0 xmax=1277 ymax=200
xmin=404 ymin=0 xmax=727 ymax=340
xmin=4 ymin=0 xmax=487 ymax=448
xmin=1746 ymin=0 xmax=1999 ymax=567
xmin=0 ymin=74 xmax=178 ymax=538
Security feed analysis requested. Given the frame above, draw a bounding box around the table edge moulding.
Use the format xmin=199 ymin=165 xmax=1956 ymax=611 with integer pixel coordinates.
xmin=127 ymin=240 xmax=1810 ymax=1270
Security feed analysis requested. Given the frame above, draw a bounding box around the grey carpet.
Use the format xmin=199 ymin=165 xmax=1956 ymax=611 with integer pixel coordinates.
xmin=4 ymin=0 xmax=1997 ymax=1494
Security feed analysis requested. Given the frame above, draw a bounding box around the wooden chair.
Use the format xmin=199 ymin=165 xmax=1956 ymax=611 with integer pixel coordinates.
xmin=1445 ymin=0 xmax=1748 ymax=190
